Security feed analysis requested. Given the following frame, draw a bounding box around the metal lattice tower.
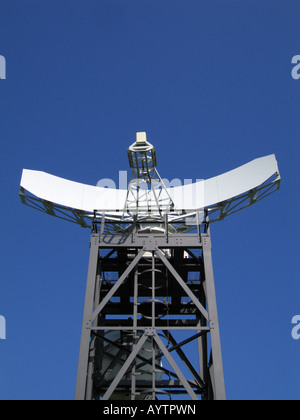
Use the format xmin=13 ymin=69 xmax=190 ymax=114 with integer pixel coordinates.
xmin=75 ymin=134 xmax=225 ymax=400
xmin=75 ymin=216 xmax=225 ymax=400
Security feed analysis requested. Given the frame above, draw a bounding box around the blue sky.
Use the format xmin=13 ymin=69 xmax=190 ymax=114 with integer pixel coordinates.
xmin=0 ymin=0 xmax=299 ymax=400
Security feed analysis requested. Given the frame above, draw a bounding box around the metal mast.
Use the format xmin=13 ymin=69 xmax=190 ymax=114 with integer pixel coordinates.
xmin=75 ymin=133 xmax=226 ymax=400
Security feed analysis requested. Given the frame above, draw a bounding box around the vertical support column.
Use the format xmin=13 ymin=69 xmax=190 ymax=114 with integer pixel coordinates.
xmin=131 ymin=268 xmax=139 ymax=400
xmin=151 ymin=252 xmax=156 ymax=400
xmin=202 ymin=233 xmax=226 ymax=400
xmin=196 ymin=284 xmax=209 ymax=399
xmin=75 ymin=233 xmax=100 ymax=400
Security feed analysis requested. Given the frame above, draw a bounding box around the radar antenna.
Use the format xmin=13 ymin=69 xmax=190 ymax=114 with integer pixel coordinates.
xmin=19 ymin=132 xmax=281 ymax=401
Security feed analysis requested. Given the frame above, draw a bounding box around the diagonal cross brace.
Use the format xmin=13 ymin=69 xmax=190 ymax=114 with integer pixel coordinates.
xmin=102 ymin=332 xmax=149 ymax=400
xmin=153 ymin=332 xmax=199 ymax=400
xmin=155 ymin=249 xmax=209 ymax=321
xmin=93 ymin=331 xmax=200 ymax=390
xmin=163 ymin=330 xmax=206 ymax=390
xmin=102 ymin=330 xmax=200 ymax=400
xmin=91 ymin=248 xmax=145 ymax=323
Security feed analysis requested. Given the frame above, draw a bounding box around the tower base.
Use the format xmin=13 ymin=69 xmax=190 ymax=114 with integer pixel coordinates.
xmin=75 ymin=216 xmax=226 ymax=401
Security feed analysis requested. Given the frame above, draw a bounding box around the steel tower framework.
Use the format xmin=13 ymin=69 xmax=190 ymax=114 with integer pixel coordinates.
xmin=75 ymin=212 xmax=225 ymax=400
xmin=75 ymin=134 xmax=226 ymax=400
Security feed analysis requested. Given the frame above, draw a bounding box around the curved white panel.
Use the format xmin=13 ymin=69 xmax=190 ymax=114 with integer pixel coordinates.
xmin=169 ymin=154 xmax=279 ymax=210
xmin=20 ymin=170 xmax=128 ymax=212
xmin=19 ymin=154 xmax=280 ymax=226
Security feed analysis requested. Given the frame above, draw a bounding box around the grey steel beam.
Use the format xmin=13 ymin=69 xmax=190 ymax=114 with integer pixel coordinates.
xmin=91 ymin=326 xmax=210 ymax=331
xmin=131 ymin=268 xmax=139 ymax=400
xmin=162 ymin=331 xmax=205 ymax=390
xmin=153 ymin=332 xmax=199 ymax=400
xmin=75 ymin=234 xmax=100 ymax=400
xmin=202 ymin=234 xmax=226 ymax=400
xmin=99 ymin=233 xmax=202 ymax=248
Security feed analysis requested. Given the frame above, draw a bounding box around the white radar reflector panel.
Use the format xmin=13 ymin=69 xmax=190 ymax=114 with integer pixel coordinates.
xmin=19 ymin=141 xmax=280 ymax=228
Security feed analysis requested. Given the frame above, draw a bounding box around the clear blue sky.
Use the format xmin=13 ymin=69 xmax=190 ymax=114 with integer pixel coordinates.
xmin=0 ymin=0 xmax=299 ymax=400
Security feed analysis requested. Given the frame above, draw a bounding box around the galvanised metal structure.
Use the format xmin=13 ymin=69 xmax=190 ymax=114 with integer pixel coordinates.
xmin=74 ymin=133 xmax=224 ymax=400
xmin=19 ymin=132 xmax=281 ymax=400
xmin=75 ymin=210 xmax=225 ymax=400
